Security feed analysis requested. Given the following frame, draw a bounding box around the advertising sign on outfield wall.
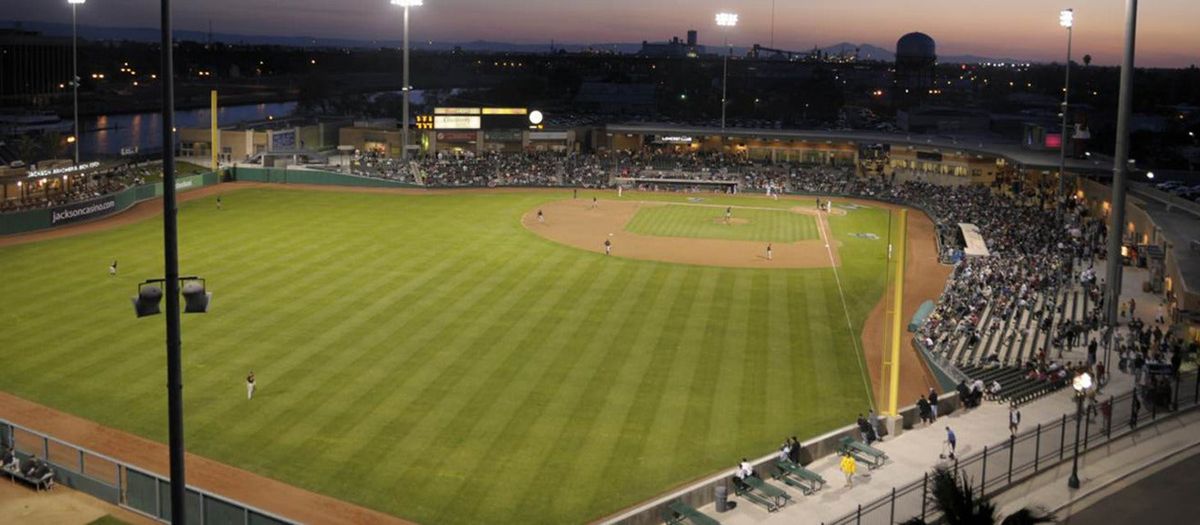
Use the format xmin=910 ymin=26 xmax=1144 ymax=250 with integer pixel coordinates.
xmin=50 ymin=196 xmax=118 ymax=225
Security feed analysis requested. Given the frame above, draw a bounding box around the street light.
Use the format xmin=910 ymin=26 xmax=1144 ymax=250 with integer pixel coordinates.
xmin=391 ymin=0 xmax=423 ymax=161
xmin=1068 ymin=371 xmax=1093 ymax=489
xmin=1146 ymin=171 xmax=1155 ymax=180
xmin=68 ymin=0 xmax=85 ymax=165
xmin=1056 ymin=8 xmax=1073 ymax=213
xmin=715 ymin=11 xmax=737 ymax=132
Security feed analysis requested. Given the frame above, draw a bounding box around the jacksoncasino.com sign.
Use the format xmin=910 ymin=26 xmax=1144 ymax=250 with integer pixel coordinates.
xmin=51 ymin=196 xmax=118 ymax=225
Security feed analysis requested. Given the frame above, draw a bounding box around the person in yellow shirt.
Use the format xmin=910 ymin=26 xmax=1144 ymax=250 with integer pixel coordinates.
xmin=840 ymin=452 xmax=857 ymax=487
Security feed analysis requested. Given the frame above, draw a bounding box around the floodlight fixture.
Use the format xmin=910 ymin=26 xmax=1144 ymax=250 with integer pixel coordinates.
xmin=1060 ymin=8 xmax=1074 ymax=28
xmin=715 ymin=12 xmax=738 ymax=27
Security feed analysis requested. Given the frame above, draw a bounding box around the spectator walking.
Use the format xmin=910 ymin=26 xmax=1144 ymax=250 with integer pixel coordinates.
xmin=840 ymin=452 xmax=857 ymax=487
xmin=941 ymin=427 xmax=957 ymax=459
xmin=928 ymin=389 xmax=939 ymax=420
xmin=1009 ymin=403 xmax=1021 ymax=436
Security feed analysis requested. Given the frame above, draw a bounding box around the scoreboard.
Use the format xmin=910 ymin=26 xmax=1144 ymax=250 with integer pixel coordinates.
xmin=420 ymin=108 xmax=536 ymax=130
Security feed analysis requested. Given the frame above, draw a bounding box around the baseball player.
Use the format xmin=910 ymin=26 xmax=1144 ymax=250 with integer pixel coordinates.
xmin=109 ymin=260 xmax=118 ymax=276
xmin=725 ymin=206 xmax=732 ymax=224
xmin=537 ymin=209 xmax=544 ymax=223
xmin=216 ymin=195 xmax=223 ymax=210
xmin=604 ymin=238 xmax=612 ymax=256
xmin=618 ymin=186 xmax=623 ymax=197
xmin=246 ymin=371 xmax=256 ymax=400
xmin=766 ymin=243 xmax=773 ymax=261
xmin=592 ymin=196 xmax=598 ymax=209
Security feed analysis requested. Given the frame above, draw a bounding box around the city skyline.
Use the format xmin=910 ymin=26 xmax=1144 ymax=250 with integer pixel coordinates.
xmin=5 ymin=0 xmax=1200 ymax=67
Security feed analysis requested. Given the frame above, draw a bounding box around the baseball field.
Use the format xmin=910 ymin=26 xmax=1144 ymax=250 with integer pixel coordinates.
xmin=0 ymin=186 xmax=894 ymax=524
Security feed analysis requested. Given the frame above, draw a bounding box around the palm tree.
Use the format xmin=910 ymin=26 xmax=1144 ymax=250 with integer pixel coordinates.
xmin=1083 ymin=54 xmax=1092 ymax=67
xmin=902 ymin=468 xmax=1054 ymax=525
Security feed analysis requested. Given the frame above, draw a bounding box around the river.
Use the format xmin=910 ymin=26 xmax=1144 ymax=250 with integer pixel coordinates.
xmin=79 ymin=101 xmax=298 ymax=157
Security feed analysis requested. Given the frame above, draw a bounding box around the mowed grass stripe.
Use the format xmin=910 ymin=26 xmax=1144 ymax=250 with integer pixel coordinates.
xmin=0 ymin=190 xmax=885 ymax=525
xmin=458 ymin=261 xmax=663 ymax=520
xmin=624 ymin=204 xmax=818 ymax=242
xmin=409 ymin=255 xmax=622 ymax=519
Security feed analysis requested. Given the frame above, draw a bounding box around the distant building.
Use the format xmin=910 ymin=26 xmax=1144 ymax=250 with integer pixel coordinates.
xmin=574 ymin=83 xmax=657 ymax=114
xmin=0 ymin=28 xmax=71 ymax=106
xmin=639 ymin=30 xmax=705 ymax=58
xmin=894 ymin=32 xmax=937 ymax=108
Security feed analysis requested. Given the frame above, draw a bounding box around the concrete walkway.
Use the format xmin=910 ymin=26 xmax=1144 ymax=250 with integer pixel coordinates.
xmin=703 ymin=370 xmax=1135 ymax=525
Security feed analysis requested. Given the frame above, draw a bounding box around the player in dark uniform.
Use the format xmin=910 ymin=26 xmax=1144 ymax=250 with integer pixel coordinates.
xmin=217 ymin=195 xmax=223 ymax=210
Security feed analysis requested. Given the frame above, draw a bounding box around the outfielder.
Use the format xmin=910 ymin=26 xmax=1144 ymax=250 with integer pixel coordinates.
xmin=109 ymin=260 xmax=118 ymax=276
xmin=725 ymin=206 xmax=732 ymax=224
xmin=604 ymin=238 xmax=612 ymax=256
xmin=246 ymin=371 xmax=256 ymax=400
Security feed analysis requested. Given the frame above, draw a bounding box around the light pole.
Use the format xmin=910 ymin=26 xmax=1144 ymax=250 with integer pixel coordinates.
xmin=715 ymin=12 xmax=737 ymax=132
xmin=1068 ymin=371 xmax=1093 ymax=489
xmin=68 ymin=0 xmax=85 ymax=165
xmin=1104 ymin=0 xmax=1138 ymax=328
xmin=391 ymin=0 xmax=422 ymax=161
xmin=1057 ymin=8 xmax=1073 ymax=212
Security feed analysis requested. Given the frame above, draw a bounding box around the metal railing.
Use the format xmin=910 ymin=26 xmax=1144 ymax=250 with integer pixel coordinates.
xmin=0 ymin=418 xmax=294 ymax=525
xmin=824 ymin=368 xmax=1199 ymax=525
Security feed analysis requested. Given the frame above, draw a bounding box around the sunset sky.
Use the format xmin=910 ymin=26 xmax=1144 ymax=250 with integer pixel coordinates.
xmin=13 ymin=0 xmax=1200 ymax=67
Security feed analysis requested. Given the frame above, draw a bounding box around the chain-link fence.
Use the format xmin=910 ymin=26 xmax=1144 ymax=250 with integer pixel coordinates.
xmin=825 ymin=368 xmax=1200 ymax=524
xmin=0 ymin=419 xmax=293 ymax=525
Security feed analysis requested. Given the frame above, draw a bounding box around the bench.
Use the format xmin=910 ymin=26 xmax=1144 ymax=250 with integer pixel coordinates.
xmin=838 ymin=436 xmax=888 ymax=469
xmin=2 ymin=464 xmax=55 ymax=492
xmin=772 ymin=459 xmax=826 ymax=495
xmin=662 ymin=499 xmax=721 ymax=525
xmin=731 ymin=475 xmax=790 ymax=512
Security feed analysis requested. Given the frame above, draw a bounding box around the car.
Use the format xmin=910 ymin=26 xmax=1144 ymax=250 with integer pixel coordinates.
xmin=1156 ymin=181 xmax=1183 ymax=190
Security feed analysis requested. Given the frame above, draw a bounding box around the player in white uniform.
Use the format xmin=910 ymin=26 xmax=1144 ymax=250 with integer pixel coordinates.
xmin=109 ymin=260 xmax=118 ymax=276
xmin=766 ymin=244 xmax=773 ymax=261
xmin=246 ymin=371 xmax=256 ymax=400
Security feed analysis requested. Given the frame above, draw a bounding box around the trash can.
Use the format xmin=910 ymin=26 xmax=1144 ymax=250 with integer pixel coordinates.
xmin=715 ymin=485 xmax=728 ymax=512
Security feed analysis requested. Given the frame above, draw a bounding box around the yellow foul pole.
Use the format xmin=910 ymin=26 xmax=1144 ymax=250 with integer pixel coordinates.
xmin=887 ymin=209 xmax=908 ymax=416
xmin=210 ymin=90 xmax=219 ymax=174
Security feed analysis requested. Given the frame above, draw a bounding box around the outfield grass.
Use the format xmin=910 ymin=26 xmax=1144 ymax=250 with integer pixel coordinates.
xmin=624 ymin=204 xmax=819 ymax=242
xmin=0 ymin=188 xmax=890 ymax=524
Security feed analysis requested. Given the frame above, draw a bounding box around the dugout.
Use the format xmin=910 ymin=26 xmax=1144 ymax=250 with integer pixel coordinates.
xmin=614 ymin=176 xmax=738 ymax=193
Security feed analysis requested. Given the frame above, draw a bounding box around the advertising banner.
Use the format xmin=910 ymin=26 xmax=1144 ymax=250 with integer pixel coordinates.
xmin=51 ymin=195 xmax=118 ymax=225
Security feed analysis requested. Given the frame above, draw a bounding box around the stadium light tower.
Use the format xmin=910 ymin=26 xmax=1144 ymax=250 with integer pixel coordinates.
xmin=1057 ymin=8 xmax=1073 ymax=211
xmin=391 ymin=0 xmax=423 ymax=161
xmin=1105 ymin=0 xmax=1138 ymax=329
xmin=68 ymin=0 xmax=85 ymax=165
xmin=715 ymin=11 xmax=738 ymax=132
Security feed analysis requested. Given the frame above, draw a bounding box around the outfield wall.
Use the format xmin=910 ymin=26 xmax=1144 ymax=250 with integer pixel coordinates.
xmin=0 ymin=172 xmax=219 ymax=237
xmin=230 ymin=166 xmax=420 ymax=188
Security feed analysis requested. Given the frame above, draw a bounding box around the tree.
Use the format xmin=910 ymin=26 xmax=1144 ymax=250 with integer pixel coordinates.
xmin=1083 ymin=54 xmax=1092 ymax=67
xmin=902 ymin=468 xmax=1054 ymax=525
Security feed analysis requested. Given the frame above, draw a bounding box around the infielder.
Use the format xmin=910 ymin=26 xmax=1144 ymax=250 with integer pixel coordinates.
xmin=537 ymin=209 xmax=544 ymax=223
xmin=604 ymin=238 xmax=612 ymax=256
xmin=725 ymin=206 xmax=732 ymax=224
xmin=766 ymin=243 xmax=773 ymax=261
xmin=592 ymin=196 xmax=598 ymax=209
xmin=246 ymin=371 xmax=256 ymax=400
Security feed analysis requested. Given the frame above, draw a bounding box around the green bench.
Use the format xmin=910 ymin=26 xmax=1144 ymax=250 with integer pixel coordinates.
xmin=662 ymin=499 xmax=721 ymax=525
xmin=731 ymin=475 xmax=791 ymax=512
xmin=772 ymin=459 xmax=826 ymax=495
xmin=839 ymin=436 xmax=888 ymax=469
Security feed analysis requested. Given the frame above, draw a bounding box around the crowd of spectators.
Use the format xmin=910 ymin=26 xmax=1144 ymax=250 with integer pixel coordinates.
xmin=0 ymin=163 xmax=155 ymax=213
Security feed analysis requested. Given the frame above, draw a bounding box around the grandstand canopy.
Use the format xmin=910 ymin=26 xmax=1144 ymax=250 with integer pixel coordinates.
xmin=958 ymin=223 xmax=991 ymax=257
